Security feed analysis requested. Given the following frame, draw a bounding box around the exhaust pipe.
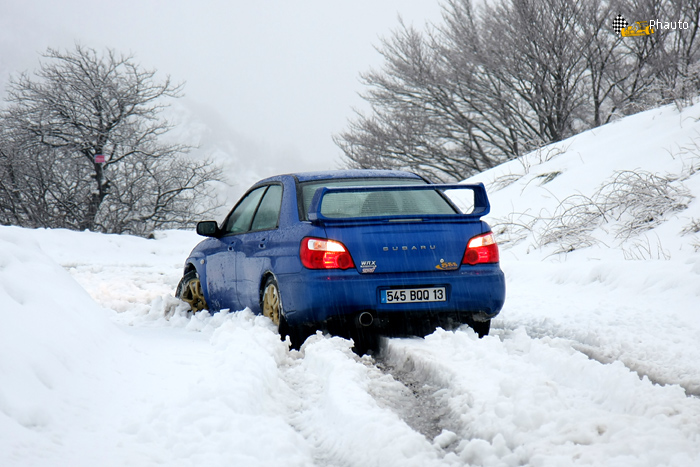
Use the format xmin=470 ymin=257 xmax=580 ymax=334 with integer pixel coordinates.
xmin=356 ymin=311 xmax=374 ymax=327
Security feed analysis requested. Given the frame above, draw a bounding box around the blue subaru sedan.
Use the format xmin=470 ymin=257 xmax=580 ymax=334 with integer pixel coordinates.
xmin=176 ymin=170 xmax=505 ymax=352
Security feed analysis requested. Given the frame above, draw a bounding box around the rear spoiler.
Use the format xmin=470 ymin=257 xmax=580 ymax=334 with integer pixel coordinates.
xmin=308 ymin=183 xmax=490 ymax=224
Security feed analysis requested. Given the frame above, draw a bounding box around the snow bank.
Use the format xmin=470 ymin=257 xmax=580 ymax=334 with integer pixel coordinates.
xmin=464 ymin=102 xmax=700 ymax=396
xmin=500 ymin=258 xmax=700 ymax=395
xmin=114 ymin=301 xmax=455 ymax=466
xmin=0 ymin=227 xmax=119 ymax=461
xmin=22 ymin=227 xmax=201 ymax=314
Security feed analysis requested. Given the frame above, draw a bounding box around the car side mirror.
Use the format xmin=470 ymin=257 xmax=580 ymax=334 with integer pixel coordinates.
xmin=196 ymin=220 xmax=220 ymax=237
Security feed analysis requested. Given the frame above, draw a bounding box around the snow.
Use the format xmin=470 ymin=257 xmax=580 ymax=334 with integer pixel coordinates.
xmin=2 ymin=102 xmax=700 ymax=466
xmin=463 ymin=101 xmax=700 ymax=401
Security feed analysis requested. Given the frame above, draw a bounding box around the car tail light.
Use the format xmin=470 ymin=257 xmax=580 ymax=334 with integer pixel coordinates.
xmin=463 ymin=232 xmax=499 ymax=265
xmin=300 ymin=237 xmax=355 ymax=270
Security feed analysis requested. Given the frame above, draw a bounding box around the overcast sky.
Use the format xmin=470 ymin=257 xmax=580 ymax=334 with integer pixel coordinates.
xmin=0 ymin=0 xmax=444 ymax=188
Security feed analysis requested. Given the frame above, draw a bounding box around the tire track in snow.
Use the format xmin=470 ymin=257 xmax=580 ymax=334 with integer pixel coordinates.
xmin=498 ymin=321 xmax=700 ymax=398
xmin=569 ymin=341 xmax=700 ymax=398
xmin=374 ymin=356 xmax=446 ymax=440
xmin=277 ymin=334 xmax=455 ymax=467
xmin=379 ymin=326 xmax=700 ymax=466
xmin=372 ymin=344 xmax=463 ymax=453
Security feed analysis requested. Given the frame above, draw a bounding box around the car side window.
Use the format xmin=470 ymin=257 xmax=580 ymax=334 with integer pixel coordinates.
xmin=224 ymin=186 xmax=266 ymax=234
xmin=251 ymin=184 xmax=283 ymax=231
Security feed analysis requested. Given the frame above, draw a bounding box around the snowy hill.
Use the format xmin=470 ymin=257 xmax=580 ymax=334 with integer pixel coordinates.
xmin=467 ymin=102 xmax=700 ymax=260
xmin=2 ymin=104 xmax=700 ymax=466
xmin=464 ymin=101 xmax=700 ymax=395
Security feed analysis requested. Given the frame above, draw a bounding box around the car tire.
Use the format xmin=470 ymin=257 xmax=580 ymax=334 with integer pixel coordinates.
xmin=469 ymin=319 xmax=490 ymax=338
xmin=262 ymin=276 xmax=310 ymax=350
xmin=350 ymin=328 xmax=380 ymax=356
xmin=176 ymin=269 xmax=208 ymax=312
xmin=279 ymin=312 xmax=313 ymax=351
xmin=262 ymin=276 xmax=283 ymax=326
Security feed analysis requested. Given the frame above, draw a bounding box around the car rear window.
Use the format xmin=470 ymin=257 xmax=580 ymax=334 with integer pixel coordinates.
xmin=300 ymin=178 xmax=460 ymax=219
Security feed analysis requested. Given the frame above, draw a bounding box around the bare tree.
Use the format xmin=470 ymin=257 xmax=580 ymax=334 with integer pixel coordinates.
xmin=334 ymin=9 xmax=517 ymax=183
xmin=479 ymin=0 xmax=593 ymax=142
xmin=335 ymin=0 xmax=700 ymax=181
xmin=646 ymin=0 xmax=700 ymax=105
xmin=335 ymin=0 xmax=596 ymax=181
xmin=0 ymin=45 xmax=222 ymax=235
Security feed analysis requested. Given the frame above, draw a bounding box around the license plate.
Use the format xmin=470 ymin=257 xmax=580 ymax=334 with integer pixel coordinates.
xmin=381 ymin=287 xmax=446 ymax=304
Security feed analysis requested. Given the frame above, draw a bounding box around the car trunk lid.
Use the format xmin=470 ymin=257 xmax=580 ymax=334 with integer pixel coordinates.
xmin=308 ymin=184 xmax=491 ymax=274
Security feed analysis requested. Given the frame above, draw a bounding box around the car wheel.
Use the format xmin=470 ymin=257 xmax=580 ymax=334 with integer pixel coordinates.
xmin=262 ymin=276 xmax=282 ymax=326
xmin=469 ymin=319 xmax=490 ymax=338
xmin=176 ymin=270 xmax=208 ymax=312
xmin=262 ymin=276 xmax=310 ymax=350
xmin=350 ymin=328 xmax=381 ymax=356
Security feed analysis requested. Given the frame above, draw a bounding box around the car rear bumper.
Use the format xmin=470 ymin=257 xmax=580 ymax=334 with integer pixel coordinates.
xmin=278 ymin=265 xmax=505 ymax=326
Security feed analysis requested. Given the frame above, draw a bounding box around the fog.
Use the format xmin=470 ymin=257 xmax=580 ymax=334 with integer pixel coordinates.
xmin=0 ymin=0 xmax=443 ymax=188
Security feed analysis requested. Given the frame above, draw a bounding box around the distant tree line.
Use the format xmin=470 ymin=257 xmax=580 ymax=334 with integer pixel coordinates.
xmin=0 ymin=45 xmax=222 ymax=236
xmin=335 ymin=0 xmax=700 ymax=182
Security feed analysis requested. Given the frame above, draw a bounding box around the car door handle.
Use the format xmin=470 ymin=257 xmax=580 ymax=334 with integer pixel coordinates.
xmin=259 ymin=238 xmax=267 ymax=249
xmin=228 ymin=246 xmax=234 ymax=251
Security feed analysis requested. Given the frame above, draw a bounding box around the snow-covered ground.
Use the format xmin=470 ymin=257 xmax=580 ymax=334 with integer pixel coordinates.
xmin=2 ymin=103 xmax=700 ymax=466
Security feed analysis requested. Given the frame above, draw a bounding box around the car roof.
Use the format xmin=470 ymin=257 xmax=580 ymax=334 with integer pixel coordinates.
xmin=257 ymin=169 xmax=425 ymax=184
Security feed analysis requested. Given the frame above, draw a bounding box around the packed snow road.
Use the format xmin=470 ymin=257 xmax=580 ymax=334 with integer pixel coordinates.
xmin=2 ymin=227 xmax=700 ymax=466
